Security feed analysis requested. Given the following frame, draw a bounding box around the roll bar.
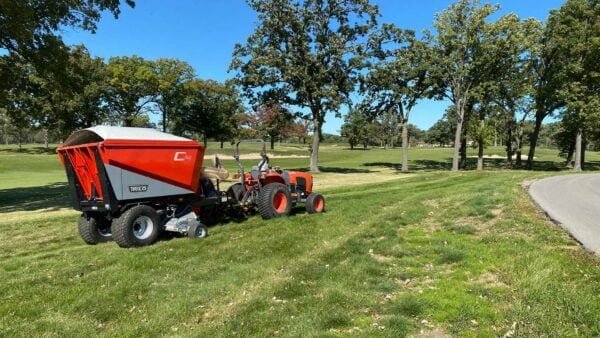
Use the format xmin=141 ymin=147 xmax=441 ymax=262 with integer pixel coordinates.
xmin=233 ymin=139 xmax=270 ymax=192
xmin=234 ymin=139 xmax=267 ymax=158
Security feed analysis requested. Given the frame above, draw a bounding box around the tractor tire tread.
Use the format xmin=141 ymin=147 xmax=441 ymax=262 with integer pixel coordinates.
xmin=257 ymin=183 xmax=292 ymax=219
xmin=305 ymin=192 xmax=325 ymax=214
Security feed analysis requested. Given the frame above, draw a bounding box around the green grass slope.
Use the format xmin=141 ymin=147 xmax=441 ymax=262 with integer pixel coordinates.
xmin=0 ymin=144 xmax=599 ymax=336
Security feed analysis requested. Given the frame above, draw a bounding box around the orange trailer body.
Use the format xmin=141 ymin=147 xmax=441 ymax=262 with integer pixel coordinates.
xmin=57 ymin=127 xmax=205 ymax=212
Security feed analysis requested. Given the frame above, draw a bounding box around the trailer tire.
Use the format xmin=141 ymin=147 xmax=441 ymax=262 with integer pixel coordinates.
xmin=257 ymin=183 xmax=292 ymax=219
xmin=112 ymin=205 xmax=161 ymax=248
xmin=78 ymin=216 xmax=112 ymax=244
xmin=305 ymin=192 xmax=325 ymax=214
xmin=188 ymin=223 xmax=209 ymax=239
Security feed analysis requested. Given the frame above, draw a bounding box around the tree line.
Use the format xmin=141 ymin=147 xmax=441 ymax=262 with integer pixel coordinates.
xmin=0 ymin=48 xmax=310 ymax=149
xmin=1 ymin=0 xmax=598 ymax=172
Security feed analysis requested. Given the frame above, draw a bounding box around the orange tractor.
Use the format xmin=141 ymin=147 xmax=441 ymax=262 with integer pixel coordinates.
xmin=226 ymin=139 xmax=325 ymax=219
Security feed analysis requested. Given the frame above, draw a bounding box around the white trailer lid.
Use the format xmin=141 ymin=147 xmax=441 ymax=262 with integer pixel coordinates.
xmin=63 ymin=126 xmax=191 ymax=146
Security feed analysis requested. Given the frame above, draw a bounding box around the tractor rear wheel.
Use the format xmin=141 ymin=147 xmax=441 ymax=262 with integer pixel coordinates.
xmin=257 ymin=183 xmax=292 ymax=219
xmin=78 ymin=215 xmax=112 ymax=244
xmin=226 ymin=183 xmax=245 ymax=203
xmin=112 ymin=205 xmax=162 ymax=248
xmin=305 ymin=192 xmax=325 ymax=214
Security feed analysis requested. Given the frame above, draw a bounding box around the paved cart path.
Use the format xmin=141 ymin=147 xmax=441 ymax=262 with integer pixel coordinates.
xmin=529 ymin=174 xmax=600 ymax=254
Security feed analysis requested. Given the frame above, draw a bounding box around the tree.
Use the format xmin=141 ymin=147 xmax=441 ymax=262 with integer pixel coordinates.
xmin=283 ymin=118 xmax=310 ymax=144
xmin=551 ymin=0 xmax=600 ymax=171
xmin=430 ymin=0 xmax=499 ymax=171
xmin=105 ymin=56 xmax=158 ymax=127
xmin=174 ymin=79 xmax=242 ymax=145
xmin=1 ymin=57 xmax=42 ymax=149
xmin=255 ymin=103 xmax=294 ymax=149
xmin=0 ymin=0 xmax=134 ymax=108
xmin=153 ymin=59 xmax=195 ymax=132
xmin=467 ymin=106 xmax=495 ymax=170
xmin=231 ymin=0 xmax=380 ymax=172
xmin=360 ymin=25 xmax=432 ymax=171
xmin=48 ymin=45 xmax=109 ymax=140
xmin=425 ymin=116 xmax=454 ymax=147
xmin=525 ymin=13 xmax=569 ymax=169
xmin=341 ymin=110 xmax=370 ymax=150
xmin=0 ymin=0 xmax=134 ymax=55
xmin=476 ymin=15 xmax=539 ymax=168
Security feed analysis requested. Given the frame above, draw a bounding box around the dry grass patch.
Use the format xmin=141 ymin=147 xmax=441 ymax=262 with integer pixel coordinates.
xmin=313 ymin=168 xmax=412 ymax=190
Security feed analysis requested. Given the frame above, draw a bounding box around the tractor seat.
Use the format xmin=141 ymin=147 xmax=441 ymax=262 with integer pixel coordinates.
xmin=202 ymin=167 xmax=229 ymax=181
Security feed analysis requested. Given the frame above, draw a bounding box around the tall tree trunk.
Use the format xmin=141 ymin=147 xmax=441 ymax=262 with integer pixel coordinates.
xmin=526 ymin=111 xmax=544 ymax=170
xmin=309 ymin=114 xmax=320 ymax=173
xmin=203 ymin=134 xmax=208 ymax=146
xmin=401 ymin=121 xmax=409 ymax=173
xmin=220 ymin=138 xmax=224 ymax=149
xmin=582 ymin=137 xmax=587 ymax=171
xmin=477 ymin=141 xmax=484 ymax=171
xmin=350 ymin=142 xmax=354 ymax=150
xmin=505 ymin=119 xmax=514 ymax=168
xmin=460 ymin=138 xmax=467 ymax=169
xmin=43 ymin=128 xmax=49 ymax=149
xmin=270 ymin=136 xmax=275 ymax=150
xmin=162 ymin=107 xmax=168 ymax=132
xmin=451 ymin=103 xmax=465 ymax=172
xmin=574 ymin=129 xmax=582 ymax=172
xmin=565 ymin=141 xmax=575 ymax=167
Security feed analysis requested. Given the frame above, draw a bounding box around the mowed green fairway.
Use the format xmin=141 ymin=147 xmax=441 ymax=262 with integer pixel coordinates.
xmin=0 ymin=144 xmax=599 ymax=336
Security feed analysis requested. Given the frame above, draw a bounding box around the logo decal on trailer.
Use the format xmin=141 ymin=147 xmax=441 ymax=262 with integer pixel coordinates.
xmin=129 ymin=185 xmax=149 ymax=193
xmin=174 ymin=152 xmax=189 ymax=161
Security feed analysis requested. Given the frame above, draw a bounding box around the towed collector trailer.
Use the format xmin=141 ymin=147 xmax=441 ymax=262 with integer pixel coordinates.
xmin=57 ymin=126 xmax=325 ymax=248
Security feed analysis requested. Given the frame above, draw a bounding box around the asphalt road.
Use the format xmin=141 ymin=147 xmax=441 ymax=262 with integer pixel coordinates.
xmin=529 ymin=174 xmax=600 ymax=254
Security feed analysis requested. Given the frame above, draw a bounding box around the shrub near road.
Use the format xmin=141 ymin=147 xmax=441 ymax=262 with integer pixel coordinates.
xmin=0 ymin=146 xmax=598 ymax=336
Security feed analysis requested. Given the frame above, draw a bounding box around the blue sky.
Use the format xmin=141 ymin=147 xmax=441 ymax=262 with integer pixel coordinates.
xmin=62 ymin=0 xmax=564 ymax=134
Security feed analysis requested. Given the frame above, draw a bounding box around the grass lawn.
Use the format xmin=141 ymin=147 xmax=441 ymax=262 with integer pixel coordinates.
xmin=0 ymin=143 xmax=599 ymax=336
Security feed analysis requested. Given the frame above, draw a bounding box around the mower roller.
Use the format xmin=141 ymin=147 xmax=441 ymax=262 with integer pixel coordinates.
xmin=57 ymin=126 xmax=325 ymax=248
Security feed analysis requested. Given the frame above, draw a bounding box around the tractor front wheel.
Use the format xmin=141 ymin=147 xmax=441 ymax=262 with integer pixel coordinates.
xmin=112 ymin=205 xmax=162 ymax=248
xmin=78 ymin=215 xmax=112 ymax=244
xmin=305 ymin=192 xmax=325 ymax=214
xmin=257 ymin=183 xmax=292 ymax=219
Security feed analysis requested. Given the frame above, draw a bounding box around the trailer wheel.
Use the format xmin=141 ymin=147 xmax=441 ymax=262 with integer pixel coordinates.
xmin=188 ymin=223 xmax=209 ymax=239
xmin=257 ymin=183 xmax=292 ymax=219
xmin=112 ymin=205 xmax=161 ymax=248
xmin=78 ymin=216 xmax=112 ymax=244
xmin=305 ymin=192 xmax=325 ymax=214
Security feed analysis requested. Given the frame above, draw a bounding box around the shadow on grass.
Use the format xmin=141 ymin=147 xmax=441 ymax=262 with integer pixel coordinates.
xmin=0 ymin=146 xmax=57 ymax=154
xmin=364 ymin=158 xmax=600 ymax=172
xmin=0 ymin=182 xmax=71 ymax=213
xmin=294 ymin=166 xmax=373 ymax=174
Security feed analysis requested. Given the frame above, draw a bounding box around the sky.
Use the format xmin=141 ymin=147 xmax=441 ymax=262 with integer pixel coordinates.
xmin=62 ymin=0 xmax=565 ymax=135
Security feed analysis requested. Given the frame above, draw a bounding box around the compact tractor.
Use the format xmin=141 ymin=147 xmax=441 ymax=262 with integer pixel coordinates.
xmin=57 ymin=126 xmax=325 ymax=248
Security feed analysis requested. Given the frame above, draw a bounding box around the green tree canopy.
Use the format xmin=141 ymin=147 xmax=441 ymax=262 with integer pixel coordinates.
xmin=105 ymin=56 xmax=158 ymax=127
xmin=360 ymin=24 xmax=433 ymax=171
xmin=153 ymin=59 xmax=195 ymax=132
xmin=231 ymin=0 xmax=380 ymax=172
xmin=430 ymin=0 xmax=499 ymax=171
xmin=173 ymin=79 xmax=243 ymax=145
